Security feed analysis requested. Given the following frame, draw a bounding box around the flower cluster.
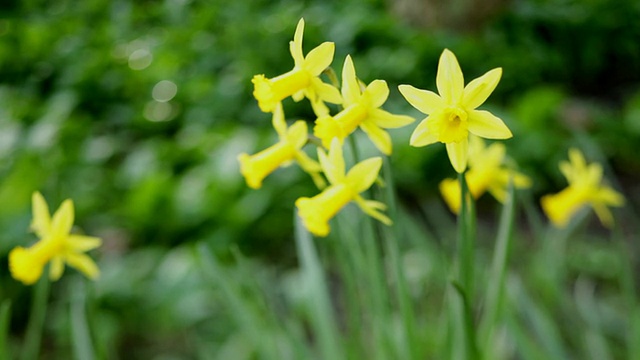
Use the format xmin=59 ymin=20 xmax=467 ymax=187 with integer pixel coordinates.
xmin=240 ymin=18 xmax=625 ymax=236
xmin=240 ymin=18 xmax=412 ymax=237
xmin=9 ymin=192 xmax=102 ymax=285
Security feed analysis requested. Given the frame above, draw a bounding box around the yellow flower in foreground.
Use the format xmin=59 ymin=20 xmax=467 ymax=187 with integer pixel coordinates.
xmin=314 ymin=55 xmax=414 ymax=155
xmin=440 ymin=136 xmax=531 ymax=213
xmin=295 ymin=138 xmax=391 ymax=237
xmin=9 ymin=192 xmax=101 ymax=285
xmin=252 ymin=18 xmax=341 ymax=113
xmin=541 ymin=148 xmax=624 ymax=228
xmin=399 ymin=49 xmax=512 ymax=173
xmin=239 ymin=104 xmax=325 ymax=189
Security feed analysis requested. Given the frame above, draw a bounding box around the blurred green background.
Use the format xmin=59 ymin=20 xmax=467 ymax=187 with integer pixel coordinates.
xmin=1 ymin=0 xmax=640 ymax=358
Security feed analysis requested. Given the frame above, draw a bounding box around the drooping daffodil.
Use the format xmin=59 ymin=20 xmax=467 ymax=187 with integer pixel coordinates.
xmin=440 ymin=136 xmax=531 ymax=213
xmin=541 ymin=148 xmax=624 ymax=228
xmin=239 ymin=103 xmax=325 ymax=189
xmin=9 ymin=192 xmax=102 ymax=285
xmin=252 ymin=18 xmax=342 ymax=113
xmin=314 ymin=55 xmax=415 ymax=155
xmin=296 ymin=138 xmax=391 ymax=237
xmin=399 ymin=49 xmax=512 ymax=173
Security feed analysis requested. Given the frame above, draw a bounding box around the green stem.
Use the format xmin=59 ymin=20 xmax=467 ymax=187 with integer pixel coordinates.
xmin=381 ymin=156 xmax=418 ymax=360
xmin=451 ymin=170 xmax=478 ymax=360
xmin=294 ymin=210 xmax=344 ymax=360
xmin=20 ymin=276 xmax=50 ymax=360
xmin=0 ymin=300 xmax=11 ymax=360
xmin=71 ymin=279 xmax=95 ymax=360
xmin=480 ymin=181 xmax=516 ymax=357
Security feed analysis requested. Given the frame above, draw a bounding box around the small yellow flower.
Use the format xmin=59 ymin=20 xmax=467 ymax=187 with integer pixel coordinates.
xmin=440 ymin=136 xmax=531 ymax=213
xmin=9 ymin=192 xmax=102 ymax=285
xmin=239 ymin=104 xmax=325 ymax=189
xmin=252 ymin=18 xmax=342 ymax=113
xmin=399 ymin=49 xmax=512 ymax=173
xmin=295 ymin=138 xmax=391 ymax=237
xmin=314 ymin=55 xmax=415 ymax=155
xmin=541 ymin=148 xmax=624 ymax=228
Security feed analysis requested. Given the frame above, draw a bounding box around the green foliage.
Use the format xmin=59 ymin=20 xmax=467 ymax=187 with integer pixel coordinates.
xmin=0 ymin=0 xmax=639 ymax=358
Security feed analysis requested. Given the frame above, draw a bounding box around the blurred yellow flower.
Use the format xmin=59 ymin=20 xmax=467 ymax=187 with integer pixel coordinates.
xmin=252 ymin=18 xmax=341 ymax=113
xmin=9 ymin=192 xmax=101 ymax=285
xmin=399 ymin=49 xmax=512 ymax=173
xmin=314 ymin=55 xmax=414 ymax=155
xmin=440 ymin=136 xmax=531 ymax=213
xmin=239 ymin=104 xmax=325 ymax=189
xmin=541 ymin=148 xmax=624 ymax=228
xmin=295 ymin=138 xmax=391 ymax=237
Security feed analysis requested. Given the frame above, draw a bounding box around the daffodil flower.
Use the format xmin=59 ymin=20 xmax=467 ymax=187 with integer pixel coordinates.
xmin=295 ymin=138 xmax=391 ymax=237
xmin=252 ymin=18 xmax=342 ymax=113
xmin=541 ymin=148 xmax=624 ymax=228
xmin=314 ymin=55 xmax=415 ymax=155
xmin=440 ymin=136 xmax=531 ymax=213
xmin=399 ymin=49 xmax=512 ymax=173
xmin=239 ymin=104 xmax=325 ymax=189
xmin=9 ymin=192 xmax=101 ymax=285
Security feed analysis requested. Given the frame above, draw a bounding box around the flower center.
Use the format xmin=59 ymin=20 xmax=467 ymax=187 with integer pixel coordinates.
xmin=437 ymin=106 xmax=468 ymax=143
xmin=335 ymin=103 xmax=367 ymax=135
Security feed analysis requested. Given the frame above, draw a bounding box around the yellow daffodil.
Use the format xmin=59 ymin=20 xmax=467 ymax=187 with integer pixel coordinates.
xmin=399 ymin=49 xmax=512 ymax=173
xmin=239 ymin=104 xmax=325 ymax=189
xmin=9 ymin=192 xmax=101 ymax=285
xmin=295 ymin=138 xmax=391 ymax=237
xmin=440 ymin=136 xmax=531 ymax=213
xmin=252 ymin=18 xmax=342 ymax=113
xmin=541 ymin=148 xmax=624 ymax=228
xmin=314 ymin=55 xmax=415 ymax=155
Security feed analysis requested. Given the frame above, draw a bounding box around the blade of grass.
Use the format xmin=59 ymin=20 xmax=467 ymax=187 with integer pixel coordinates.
xmin=0 ymin=300 xmax=11 ymax=360
xmin=70 ymin=279 xmax=95 ymax=360
xmin=480 ymin=181 xmax=516 ymax=356
xmin=294 ymin=210 xmax=345 ymax=360
xmin=195 ymin=243 xmax=280 ymax=359
xmin=380 ymin=156 xmax=418 ymax=360
xmin=20 ymin=276 xmax=50 ymax=360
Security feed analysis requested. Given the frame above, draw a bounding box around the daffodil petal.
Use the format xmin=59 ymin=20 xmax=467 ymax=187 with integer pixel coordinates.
xmin=68 ymin=235 xmax=102 ymax=251
xmin=398 ymin=85 xmax=445 ymax=115
xmin=592 ymin=203 xmax=615 ymax=228
xmin=31 ymin=191 xmax=51 ymax=238
xmin=272 ymin=103 xmax=287 ymax=137
xmin=354 ymin=196 xmax=392 ymax=225
xmin=287 ymin=120 xmax=309 ymax=149
xmin=318 ymin=139 xmax=345 ymax=184
xmin=51 ymin=199 xmax=74 ymax=238
xmin=467 ymin=110 xmax=512 ymax=139
xmin=289 ymin=19 xmax=305 ymax=67
xmin=346 ymin=157 xmax=382 ymax=193
xmin=462 ymin=68 xmax=502 ymax=110
xmin=436 ymin=49 xmax=464 ymax=105
xmin=65 ymin=252 xmax=100 ymax=280
xmin=303 ymin=42 xmax=335 ymax=76
xmin=365 ymin=80 xmax=389 ymax=108
xmin=369 ymin=109 xmax=415 ymax=129
xmin=410 ymin=116 xmax=439 ymax=147
xmin=49 ymin=255 xmax=65 ymax=281
xmin=446 ymin=140 xmax=468 ymax=173
xmin=360 ymin=122 xmax=392 ymax=155
xmin=439 ymin=178 xmax=462 ymax=214
xmin=310 ymin=78 xmax=342 ymax=104
xmin=341 ymin=55 xmax=360 ymax=105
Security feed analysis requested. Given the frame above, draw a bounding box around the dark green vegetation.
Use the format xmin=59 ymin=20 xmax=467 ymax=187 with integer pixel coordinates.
xmin=1 ymin=0 xmax=640 ymax=358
